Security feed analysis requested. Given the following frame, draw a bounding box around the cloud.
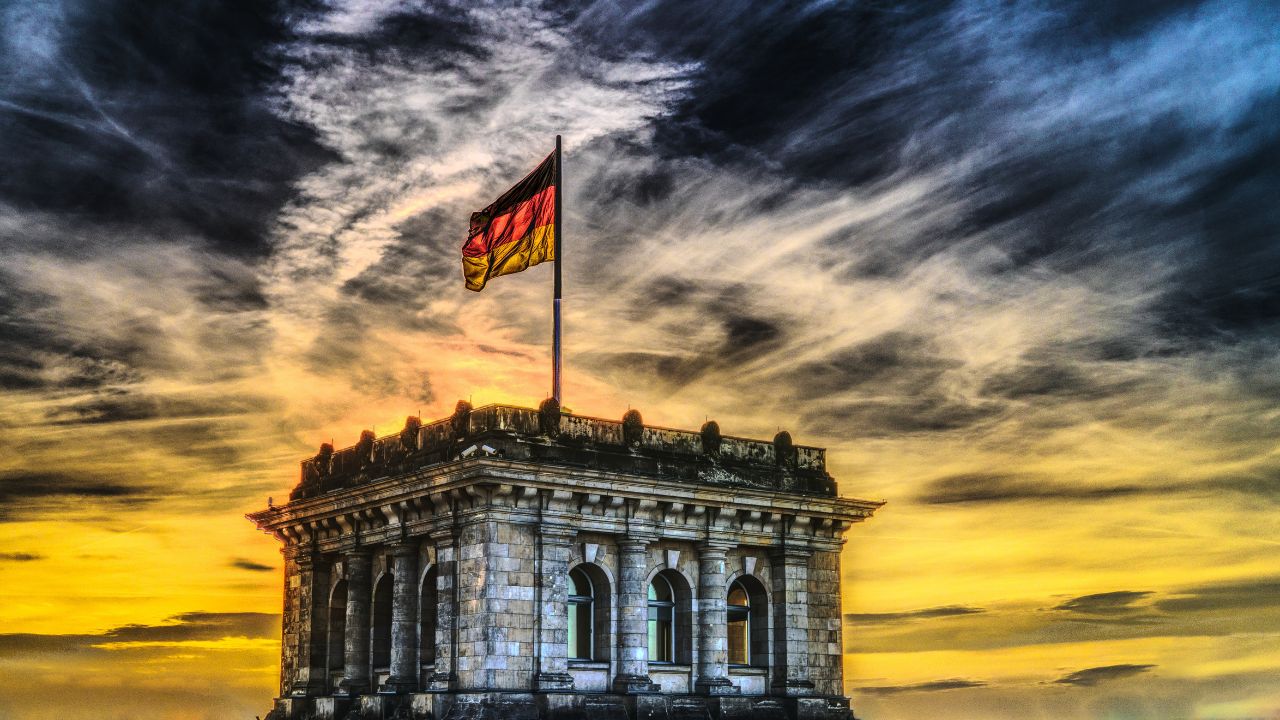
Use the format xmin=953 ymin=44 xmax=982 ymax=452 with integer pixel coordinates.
xmin=858 ymin=679 xmax=987 ymax=696
xmin=230 ymin=559 xmax=275 ymax=573
xmin=1054 ymin=664 xmax=1156 ymax=687
xmin=0 ymin=552 xmax=42 ymax=562
xmin=0 ymin=611 xmax=280 ymax=656
xmin=916 ymin=473 xmax=1146 ymax=505
xmin=1054 ymin=591 xmax=1154 ymax=615
xmin=847 ymin=605 xmax=986 ymax=624
xmin=1156 ymin=577 xmax=1280 ymax=613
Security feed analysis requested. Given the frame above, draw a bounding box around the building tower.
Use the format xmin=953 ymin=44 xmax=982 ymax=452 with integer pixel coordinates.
xmin=249 ymin=401 xmax=881 ymax=720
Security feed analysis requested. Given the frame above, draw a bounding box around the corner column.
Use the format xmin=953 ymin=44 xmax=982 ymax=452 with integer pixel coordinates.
xmin=695 ymin=541 xmax=738 ymax=695
xmin=612 ymin=535 xmax=660 ymax=694
xmin=290 ymin=551 xmax=330 ymax=696
xmin=337 ymin=549 xmax=372 ymax=696
xmin=428 ymin=529 xmax=458 ymax=691
xmin=385 ymin=543 xmax=419 ymax=693
xmin=534 ymin=523 xmax=576 ymax=691
xmin=770 ymin=546 xmax=815 ymax=696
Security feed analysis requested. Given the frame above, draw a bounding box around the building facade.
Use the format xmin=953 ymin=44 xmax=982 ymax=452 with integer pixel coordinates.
xmin=248 ymin=401 xmax=881 ymax=720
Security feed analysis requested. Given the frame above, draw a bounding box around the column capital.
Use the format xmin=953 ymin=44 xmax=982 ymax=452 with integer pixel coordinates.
xmin=769 ymin=544 xmax=814 ymax=562
xmin=344 ymin=547 xmax=373 ymax=563
xmin=428 ymin=526 xmax=456 ymax=545
xmin=697 ymin=538 xmax=736 ymax=554
xmin=390 ymin=541 xmax=418 ymax=558
xmin=618 ymin=533 xmax=658 ymax=551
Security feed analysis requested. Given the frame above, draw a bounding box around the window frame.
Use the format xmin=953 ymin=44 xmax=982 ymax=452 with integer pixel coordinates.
xmin=647 ymin=574 xmax=677 ymax=664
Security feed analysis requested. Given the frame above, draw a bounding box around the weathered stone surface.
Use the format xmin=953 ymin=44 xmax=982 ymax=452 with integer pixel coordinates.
xmin=249 ymin=402 xmax=880 ymax=720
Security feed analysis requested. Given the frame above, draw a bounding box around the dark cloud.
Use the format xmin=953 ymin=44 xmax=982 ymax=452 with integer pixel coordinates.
xmin=0 ymin=552 xmax=43 ymax=562
xmin=230 ymin=558 xmax=274 ymax=573
xmin=1054 ymin=591 xmax=1153 ymax=615
xmin=916 ymin=473 xmax=1145 ymax=505
xmin=1155 ymin=577 xmax=1280 ymax=614
xmin=0 ymin=612 xmax=279 ymax=656
xmin=45 ymin=392 xmax=277 ymax=426
xmin=0 ymin=470 xmax=154 ymax=523
xmin=858 ymin=679 xmax=987 ymax=696
xmin=846 ymin=605 xmax=985 ymax=624
xmin=979 ymin=361 xmax=1137 ymax=401
xmin=780 ymin=332 xmax=961 ymax=402
xmin=1054 ymin=664 xmax=1155 ymax=687
xmin=0 ymin=0 xmax=336 ymax=256
xmin=801 ymin=395 xmax=1003 ymax=439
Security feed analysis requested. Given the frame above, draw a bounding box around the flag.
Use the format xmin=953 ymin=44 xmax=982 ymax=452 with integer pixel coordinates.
xmin=462 ymin=151 xmax=557 ymax=291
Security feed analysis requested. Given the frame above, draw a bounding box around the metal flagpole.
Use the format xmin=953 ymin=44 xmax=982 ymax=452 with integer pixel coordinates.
xmin=552 ymin=135 xmax=563 ymax=405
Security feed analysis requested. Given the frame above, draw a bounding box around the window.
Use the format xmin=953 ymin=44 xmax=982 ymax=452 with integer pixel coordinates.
xmin=647 ymin=574 xmax=676 ymax=663
xmin=727 ymin=580 xmax=751 ymax=665
xmin=419 ymin=566 xmax=437 ymax=666
xmin=567 ymin=567 xmax=594 ymax=660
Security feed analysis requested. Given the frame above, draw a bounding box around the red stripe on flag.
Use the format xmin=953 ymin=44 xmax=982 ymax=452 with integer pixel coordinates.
xmin=462 ymin=185 xmax=556 ymax=258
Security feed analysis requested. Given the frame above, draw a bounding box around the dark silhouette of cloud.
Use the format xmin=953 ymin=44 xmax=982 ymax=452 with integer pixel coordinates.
xmin=916 ymin=473 xmax=1145 ymax=505
xmin=230 ymin=558 xmax=274 ymax=573
xmin=846 ymin=605 xmax=986 ymax=624
xmin=1156 ymin=577 xmax=1280 ymax=613
xmin=859 ymin=679 xmax=987 ymax=696
xmin=0 ymin=612 xmax=280 ymax=656
xmin=0 ymin=552 xmax=43 ymax=562
xmin=1054 ymin=664 xmax=1156 ymax=687
xmin=1055 ymin=591 xmax=1154 ymax=615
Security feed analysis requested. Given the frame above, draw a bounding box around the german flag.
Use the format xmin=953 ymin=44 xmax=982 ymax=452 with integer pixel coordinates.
xmin=462 ymin=151 xmax=557 ymax=291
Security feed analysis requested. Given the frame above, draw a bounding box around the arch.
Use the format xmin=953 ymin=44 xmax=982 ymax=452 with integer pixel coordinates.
xmin=370 ymin=572 xmax=393 ymax=676
xmin=727 ymin=574 xmax=769 ymax=668
xmin=326 ymin=579 xmax=348 ymax=687
xmin=646 ymin=568 xmax=692 ymax=665
xmin=419 ymin=564 xmax=438 ymax=666
xmin=568 ymin=562 xmax=612 ymax=662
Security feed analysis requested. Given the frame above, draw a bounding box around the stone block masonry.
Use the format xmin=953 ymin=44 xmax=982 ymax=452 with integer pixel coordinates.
xmin=249 ymin=402 xmax=881 ymax=720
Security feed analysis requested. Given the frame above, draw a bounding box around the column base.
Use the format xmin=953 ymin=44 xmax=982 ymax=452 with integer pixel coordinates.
xmin=534 ymin=672 xmax=576 ymax=692
xmin=695 ymin=676 xmax=740 ymax=696
xmin=428 ymin=670 xmax=457 ymax=692
xmin=771 ymin=678 xmax=816 ymax=697
xmin=382 ymin=675 xmax=418 ymax=694
xmin=611 ymin=674 xmax=661 ymax=694
xmin=335 ymin=677 xmax=370 ymax=696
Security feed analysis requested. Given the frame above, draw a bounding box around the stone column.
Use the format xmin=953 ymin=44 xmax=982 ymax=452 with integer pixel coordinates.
xmin=770 ymin=546 xmax=815 ymax=696
xmin=612 ymin=536 xmax=659 ymax=694
xmin=337 ymin=549 xmax=372 ymax=696
xmin=291 ymin=551 xmax=330 ymax=696
xmin=694 ymin=542 xmax=738 ymax=695
xmin=428 ymin=529 xmax=457 ymax=691
xmin=535 ymin=524 xmax=576 ymax=691
xmin=385 ymin=543 xmax=419 ymax=693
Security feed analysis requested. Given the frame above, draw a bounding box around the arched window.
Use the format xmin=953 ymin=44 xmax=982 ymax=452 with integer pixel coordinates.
xmin=326 ymin=580 xmax=347 ymax=687
xmin=727 ymin=580 xmax=751 ymax=665
xmin=647 ymin=574 xmax=676 ymax=663
xmin=729 ymin=574 xmax=769 ymax=671
xmin=371 ymin=574 xmax=393 ymax=675
xmin=567 ymin=566 xmax=594 ymax=660
xmin=419 ymin=565 xmax=438 ymax=666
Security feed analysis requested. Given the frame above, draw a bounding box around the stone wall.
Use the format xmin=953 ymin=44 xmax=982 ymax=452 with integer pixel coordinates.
xmin=807 ymin=550 xmax=843 ymax=696
xmin=455 ymin=519 xmax=538 ymax=690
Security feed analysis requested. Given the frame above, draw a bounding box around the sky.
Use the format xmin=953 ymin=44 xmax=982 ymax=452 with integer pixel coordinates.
xmin=0 ymin=0 xmax=1278 ymax=718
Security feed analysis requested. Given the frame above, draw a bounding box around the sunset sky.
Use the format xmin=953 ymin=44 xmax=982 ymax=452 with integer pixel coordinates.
xmin=2 ymin=1 xmax=1278 ymax=718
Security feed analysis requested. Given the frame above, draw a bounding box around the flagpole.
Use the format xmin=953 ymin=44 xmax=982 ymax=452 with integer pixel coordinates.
xmin=552 ymin=135 xmax=563 ymax=406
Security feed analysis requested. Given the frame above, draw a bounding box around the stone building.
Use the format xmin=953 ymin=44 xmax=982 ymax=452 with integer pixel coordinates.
xmin=248 ymin=401 xmax=881 ymax=720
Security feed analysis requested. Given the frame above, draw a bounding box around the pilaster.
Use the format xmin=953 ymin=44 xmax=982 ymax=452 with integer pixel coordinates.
xmin=427 ymin=528 xmax=458 ymax=692
xmin=770 ymin=545 xmax=815 ymax=696
xmin=534 ymin=522 xmax=576 ymax=691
